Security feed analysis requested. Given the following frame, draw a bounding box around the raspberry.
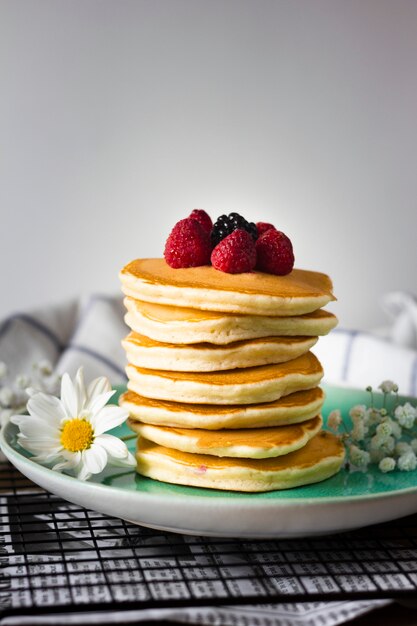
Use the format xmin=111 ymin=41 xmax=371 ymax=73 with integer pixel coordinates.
xmin=256 ymin=222 xmax=276 ymax=236
xmin=211 ymin=229 xmax=256 ymax=274
xmin=189 ymin=209 xmax=213 ymax=234
xmin=164 ymin=218 xmax=211 ymax=268
xmin=255 ymin=229 xmax=294 ymax=275
xmin=211 ymin=212 xmax=258 ymax=247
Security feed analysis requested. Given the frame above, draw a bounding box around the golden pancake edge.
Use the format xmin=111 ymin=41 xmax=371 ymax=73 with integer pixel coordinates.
xmin=130 ymin=415 xmax=323 ymax=459
xmin=122 ymin=387 xmax=325 ymax=429
xmin=124 ymin=297 xmax=338 ymax=345
xmin=126 ymin=351 xmax=324 ymax=405
xmin=136 ymin=431 xmax=345 ymax=492
xmin=120 ymin=258 xmax=335 ymax=316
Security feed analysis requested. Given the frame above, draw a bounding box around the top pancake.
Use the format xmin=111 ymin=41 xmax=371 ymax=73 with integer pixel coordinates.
xmin=120 ymin=258 xmax=335 ymax=316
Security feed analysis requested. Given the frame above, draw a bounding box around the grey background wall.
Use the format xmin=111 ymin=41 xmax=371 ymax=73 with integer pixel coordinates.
xmin=1 ymin=0 xmax=416 ymax=329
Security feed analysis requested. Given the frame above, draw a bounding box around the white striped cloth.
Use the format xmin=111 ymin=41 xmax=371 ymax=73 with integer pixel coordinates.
xmin=0 ymin=295 xmax=128 ymax=386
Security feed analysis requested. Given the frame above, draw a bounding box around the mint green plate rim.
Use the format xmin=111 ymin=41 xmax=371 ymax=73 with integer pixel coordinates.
xmin=1 ymin=383 xmax=417 ymax=507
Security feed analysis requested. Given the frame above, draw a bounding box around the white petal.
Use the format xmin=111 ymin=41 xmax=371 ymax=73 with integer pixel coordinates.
xmin=15 ymin=416 xmax=60 ymax=439
xmin=94 ymin=434 xmax=132 ymax=459
xmin=81 ymin=444 xmax=108 ymax=475
xmin=18 ymin=437 xmax=61 ymax=454
xmin=77 ymin=466 xmax=92 ymax=481
xmin=86 ymin=376 xmax=112 ymax=409
xmin=52 ymin=460 xmax=72 ymax=472
xmin=60 ymin=373 xmax=78 ymax=417
xmin=109 ymin=450 xmax=137 ymax=468
xmin=91 ymin=405 xmax=129 ymax=435
xmin=27 ymin=393 xmax=66 ymax=425
xmin=87 ymin=390 xmax=116 ymax=417
xmin=65 ymin=450 xmax=82 ymax=465
xmin=31 ymin=450 xmax=63 ymax=464
xmin=75 ymin=367 xmax=87 ymax=411
xmin=52 ymin=451 xmax=80 ymax=471
xmin=11 ymin=414 xmax=30 ymax=426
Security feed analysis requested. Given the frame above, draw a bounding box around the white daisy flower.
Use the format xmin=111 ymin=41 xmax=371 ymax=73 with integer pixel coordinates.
xmin=11 ymin=368 xmax=136 ymax=481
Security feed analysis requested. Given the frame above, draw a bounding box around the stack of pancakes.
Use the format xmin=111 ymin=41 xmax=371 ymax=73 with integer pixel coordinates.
xmin=119 ymin=258 xmax=345 ymax=492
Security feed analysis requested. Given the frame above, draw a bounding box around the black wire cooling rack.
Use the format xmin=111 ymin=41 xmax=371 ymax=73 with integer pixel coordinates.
xmin=1 ymin=459 xmax=417 ymax=620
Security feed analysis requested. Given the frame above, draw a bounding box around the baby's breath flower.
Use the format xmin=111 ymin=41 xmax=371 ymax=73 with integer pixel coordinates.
xmin=34 ymin=359 xmax=53 ymax=375
xmin=379 ymin=436 xmax=396 ymax=456
xmin=398 ymin=451 xmax=417 ymax=472
xmin=0 ymin=387 xmax=14 ymax=408
xmin=349 ymin=405 xmax=367 ymax=420
xmin=366 ymin=408 xmax=382 ymax=427
xmin=387 ymin=418 xmax=402 ymax=440
xmin=376 ymin=421 xmax=393 ymax=441
xmin=379 ymin=380 xmax=398 ymax=394
xmin=395 ymin=403 xmax=417 ymax=429
xmin=379 ymin=457 xmax=396 ymax=473
xmin=411 ymin=439 xmax=417 ymax=454
xmin=370 ymin=434 xmax=383 ymax=451
xmin=370 ymin=433 xmax=395 ymax=455
xmin=395 ymin=441 xmax=412 ymax=456
xmin=351 ymin=420 xmax=367 ymax=442
xmin=349 ymin=444 xmax=370 ymax=469
xmin=15 ymin=375 xmax=30 ymax=390
xmin=370 ymin=448 xmax=385 ymax=464
xmin=327 ymin=409 xmax=342 ymax=431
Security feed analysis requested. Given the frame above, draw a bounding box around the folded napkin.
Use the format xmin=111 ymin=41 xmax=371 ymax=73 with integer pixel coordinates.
xmin=1 ymin=292 xmax=415 ymax=626
xmin=0 ymin=295 xmax=128 ymax=387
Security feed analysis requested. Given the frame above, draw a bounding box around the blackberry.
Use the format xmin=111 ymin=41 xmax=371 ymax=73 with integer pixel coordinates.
xmin=211 ymin=212 xmax=258 ymax=247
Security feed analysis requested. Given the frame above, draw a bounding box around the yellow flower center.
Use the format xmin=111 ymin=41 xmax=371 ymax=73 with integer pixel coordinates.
xmin=60 ymin=419 xmax=94 ymax=452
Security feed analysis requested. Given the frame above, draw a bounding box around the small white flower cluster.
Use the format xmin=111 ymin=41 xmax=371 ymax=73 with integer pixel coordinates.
xmin=327 ymin=381 xmax=417 ymax=473
xmin=0 ymin=360 xmax=60 ymax=427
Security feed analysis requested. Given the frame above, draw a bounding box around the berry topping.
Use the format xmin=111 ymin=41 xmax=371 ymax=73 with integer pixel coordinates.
xmin=189 ymin=209 xmax=213 ymax=234
xmin=211 ymin=229 xmax=256 ymax=274
xmin=211 ymin=212 xmax=258 ymax=247
xmin=164 ymin=218 xmax=212 ymax=268
xmin=256 ymin=222 xmax=276 ymax=236
xmin=255 ymin=229 xmax=294 ymax=275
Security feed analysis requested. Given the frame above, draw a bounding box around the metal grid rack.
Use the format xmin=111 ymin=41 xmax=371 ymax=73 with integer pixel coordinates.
xmin=1 ymin=460 xmax=417 ymax=620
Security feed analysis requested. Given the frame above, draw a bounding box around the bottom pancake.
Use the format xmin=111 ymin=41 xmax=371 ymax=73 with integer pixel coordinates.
xmin=136 ymin=431 xmax=345 ymax=492
xmin=130 ymin=416 xmax=322 ymax=458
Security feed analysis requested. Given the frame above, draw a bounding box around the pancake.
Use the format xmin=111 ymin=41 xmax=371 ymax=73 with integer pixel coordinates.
xmin=126 ymin=351 xmax=323 ymax=405
xmin=124 ymin=298 xmax=338 ymax=345
xmin=130 ymin=415 xmax=322 ymax=459
xmin=122 ymin=332 xmax=318 ymax=372
xmin=120 ymin=258 xmax=335 ymax=316
xmin=135 ymin=431 xmax=345 ymax=492
xmin=121 ymin=387 xmax=325 ymax=429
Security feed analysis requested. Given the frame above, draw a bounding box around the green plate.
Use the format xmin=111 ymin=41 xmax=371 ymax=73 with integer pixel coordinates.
xmin=1 ymin=384 xmax=417 ymax=538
